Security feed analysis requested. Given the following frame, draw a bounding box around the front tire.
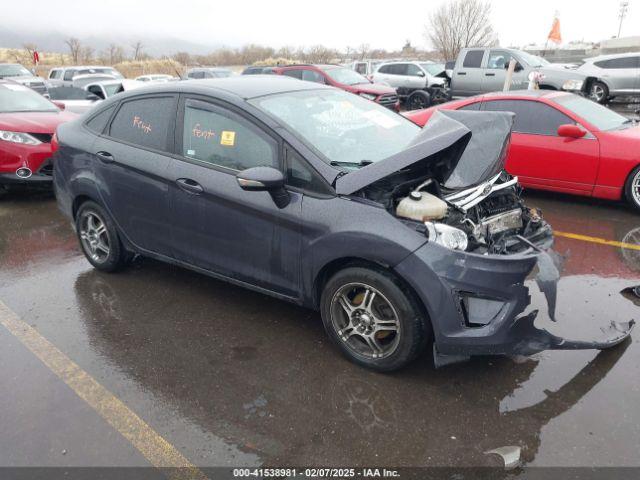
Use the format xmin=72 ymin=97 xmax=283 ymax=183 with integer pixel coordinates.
xmin=590 ymin=81 xmax=609 ymax=104
xmin=320 ymin=267 xmax=429 ymax=371
xmin=406 ymin=90 xmax=431 ymax=111
xmin=75 ymin=201 xmax=131 ymax=272
xmin=625 ymin=166 xmax=640 ymax=212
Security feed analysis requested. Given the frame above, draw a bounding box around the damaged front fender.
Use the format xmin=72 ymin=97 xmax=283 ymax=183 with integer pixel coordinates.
xmin=395 ymin=243 xmax=635 ymax=367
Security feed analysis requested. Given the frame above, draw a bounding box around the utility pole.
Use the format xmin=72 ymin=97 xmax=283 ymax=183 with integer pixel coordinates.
xmin=618 ymin=1 xmax=629 ymax=38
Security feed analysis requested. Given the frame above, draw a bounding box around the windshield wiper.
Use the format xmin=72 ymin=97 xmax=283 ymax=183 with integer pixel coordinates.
xmin=330 ymin=160 xmax=374 ymax=167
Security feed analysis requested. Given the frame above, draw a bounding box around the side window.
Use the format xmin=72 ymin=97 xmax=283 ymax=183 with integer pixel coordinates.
xmin=109 ymin=96 xmax=175 ymax=151
xmin=282 ymin=69 xmax=303 ymax=80
xmin=286 ymin=147 xmax=332 ymax=194
xmin=391 ymin=64 xmax=408 ymax=75
xmin=463 ymin=50 xmax=484 ymax=68
xmin=49 ymin=70 xmax=60 ymax=79
xmin=406 ymin=64 xmax=423 ymax=76
xmin=87 ymin=85 xmax=105 ymax=100
xmin=355 ymin=63 xmax=367 ymax=74
xmin=302 ymin=70 xmax=324 ymax=83
xmin=378 ymin=65 xmax=391 ymax=74
xmin=85 ymin=105 xmax=116 ymax=134
xmin=482 ymin=100 xmax=574 ymax=136
xmin=182 ymin=101 xmax=278 ymax=171
xmin=459 ymin=102 xmax=481 ymax=111
xmin=189 ymin=71 xmax=204 ymax=79
xmin=63 ymin=70 xmax=75 ymax=81
xmin=597 ymin=57 xmax=639 ymax=69
xmin=487 ymin=51 xmax=511 ymax=69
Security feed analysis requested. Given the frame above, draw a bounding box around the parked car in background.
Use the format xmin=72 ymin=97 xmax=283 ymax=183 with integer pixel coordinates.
xmin=186 ymin=67 xmax=233 ymax=79
xmin=53 ymin=76 xmax=632 ymax=371
xmin=404 ymin=90 xmax=640 ymax=211
xmin=135 ymin=74 xmax=177 ymax=83
xmin=0 ymin=80 xmax=75 ymax=188
xmin=85 ymin=79 xmax=144 ymax=100
xmin=0 ymin=63 xmax=48 ymax=95
xmin=345 ymin=59 xmax=386 ymax=77
xmin=241 ymin=66 xmax=276 ymax=75
xmin=449 ymin=48 xmax=595 ymax=98
xmin=273 ymin=64 xmax=399 ymax=110
xmin=575 ymin=53 xmax=640 ymax=104
xmin=371 ymin=61 xmax=447 ymax=110
xmin=47 ymin=66 xmax=123 ymax=87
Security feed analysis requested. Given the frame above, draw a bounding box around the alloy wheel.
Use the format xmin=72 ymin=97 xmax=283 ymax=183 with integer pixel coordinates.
xmin=79 ymin=211 xmax=110 ymax=264
xmin=330 ymin=283 xmax=401 ymax=359
xmin=590 ymin=84 xmax=605 ymax=103
xmin=631 ymin=169 xmax=640 ymax=209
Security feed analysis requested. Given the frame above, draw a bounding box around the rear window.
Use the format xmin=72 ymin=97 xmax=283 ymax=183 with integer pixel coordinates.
xmin=109 ymin=96 xmax=175 ymax=151
xmin=282 ymin=69 xmax=303 ymax=80
xmin=463 ymin=50 xmax=484 ymax=68
xmin=594 ymin=57 xmax=640 ymax=69
xmin=85 ymin=105 xmax=116 ymax=134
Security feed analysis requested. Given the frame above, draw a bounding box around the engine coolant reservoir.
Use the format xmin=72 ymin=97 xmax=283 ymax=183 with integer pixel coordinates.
xmin=396 ymin=190 xmax=448 ymax=222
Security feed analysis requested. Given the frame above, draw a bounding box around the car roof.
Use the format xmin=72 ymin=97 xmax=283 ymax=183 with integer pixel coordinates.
xmin=116 ymin=75 xmax=331 ymax=101
xmin=482 ymin=89 xmax=570 ymax=100
xmin=585 ymin=52 xmax=640 ymax=62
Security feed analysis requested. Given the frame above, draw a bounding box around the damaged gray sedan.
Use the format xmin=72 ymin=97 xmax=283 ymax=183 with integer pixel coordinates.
xmin=54 ymin=76 xmax=634 ymax=371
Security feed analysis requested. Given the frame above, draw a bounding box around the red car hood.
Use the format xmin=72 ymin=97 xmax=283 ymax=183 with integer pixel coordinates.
xmin=0 ymin=111 xmax=77 ymax=134
xmin=354 ymin=82 xmax=396 ymax=95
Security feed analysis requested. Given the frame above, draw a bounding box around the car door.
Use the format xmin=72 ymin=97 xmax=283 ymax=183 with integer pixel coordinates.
xmin=91 ymin=94 xmax=177 ymax=255
xmin=374 ymin=64 xmax=406 ymax=88
xmin=599 ymin=56 xmax=640 ymax=95
xmin=168 ymin=96 xmax=302 ymax=297
xmin=405 ymin=64 xmax=428 ymax=89
xmin=481 ymin=99 xmax=600 ymax=193
xmin=453 ymin=50 xmax=486 ymax=96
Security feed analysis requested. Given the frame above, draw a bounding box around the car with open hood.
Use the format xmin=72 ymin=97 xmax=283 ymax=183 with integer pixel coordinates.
xmin=52 ymin=76 xmax=633 ymax=371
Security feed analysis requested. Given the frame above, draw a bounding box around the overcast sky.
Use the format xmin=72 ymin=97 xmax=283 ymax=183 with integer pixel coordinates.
xmin=4 ymin=0 xmax=638 ymax=51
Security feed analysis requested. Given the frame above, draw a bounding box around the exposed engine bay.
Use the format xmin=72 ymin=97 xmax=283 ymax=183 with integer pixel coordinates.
xmin=359 ymin=167 xmax=552 ymax=255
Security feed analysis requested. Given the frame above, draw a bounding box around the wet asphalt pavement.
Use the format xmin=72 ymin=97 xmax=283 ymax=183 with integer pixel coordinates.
xmin=0 ymin=183 xmax=639 ymax=475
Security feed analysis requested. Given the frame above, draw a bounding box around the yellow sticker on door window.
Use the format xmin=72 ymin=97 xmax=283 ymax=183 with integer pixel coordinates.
xmin=220 ymin=131 xmax=236 ymax=146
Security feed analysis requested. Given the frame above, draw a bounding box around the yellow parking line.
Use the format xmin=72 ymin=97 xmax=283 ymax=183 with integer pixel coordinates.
xmin=0 ymin=300 xmax=208 ymax=480
xmin=555 ymin=231 xmax=640 ymax=251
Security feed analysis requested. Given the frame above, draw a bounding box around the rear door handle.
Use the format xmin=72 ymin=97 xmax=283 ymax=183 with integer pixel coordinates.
xmin=96 ymin=151 xmax=114 ymax=163
xmin=457 ymin=72 xmax=467 ymax=76
xmin=485 ymin=73 xmax=495 ymax=77
xmin=176 ymin=178 xmax=203 ymax=195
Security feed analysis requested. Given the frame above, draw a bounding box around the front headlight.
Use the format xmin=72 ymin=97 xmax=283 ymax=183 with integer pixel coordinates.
xmin=0 ymin=130 xmax=41 ymax=145
xmin=425 ymin=222 xmax=469 ymax=251
xmin=359 ymin=92 xmax=377 ymax=101
xmin=562 ymin=79 xmax=584 ymax=91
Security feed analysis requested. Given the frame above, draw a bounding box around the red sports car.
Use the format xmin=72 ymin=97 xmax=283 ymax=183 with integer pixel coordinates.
xmin=404 ymin=90 xmax=640 ymax=211
xmin=0 ymin=80 xmax=76 ymax=189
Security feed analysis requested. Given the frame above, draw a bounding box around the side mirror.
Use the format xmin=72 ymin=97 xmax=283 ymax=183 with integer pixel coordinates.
xmin=236 ymin=166 xmax=290 ymax=208
xmin=557 ymin=124 xmax=587 ymax=138
xmin=416 ymin=70 xmax=426 ymax=77
xmin=86 ymin=93 xmax=101 ymax=101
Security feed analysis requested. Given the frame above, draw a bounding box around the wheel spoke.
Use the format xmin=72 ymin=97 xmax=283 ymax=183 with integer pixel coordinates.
xmin=338 ymin=326 xmax=357 ymax=340
xmin=361 ymin=288 xmax=376 ymax=311
xmin=94 ymin=224 xmax=107 ymax=236
xmin=337 ymin=294 xmax=355 ymax=315
xmin=95 ymin=241 xmax=109 ymax=255
xmin=364 ymin=335 xmax=384 ymax=355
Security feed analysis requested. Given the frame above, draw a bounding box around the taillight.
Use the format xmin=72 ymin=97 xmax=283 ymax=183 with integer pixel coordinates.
xmin=51 ymin=133 xmax=59 ymax=153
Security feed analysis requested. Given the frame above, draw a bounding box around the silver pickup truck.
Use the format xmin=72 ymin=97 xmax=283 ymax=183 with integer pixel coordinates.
xmin=450 ymin=47 xmax=595 ymax=98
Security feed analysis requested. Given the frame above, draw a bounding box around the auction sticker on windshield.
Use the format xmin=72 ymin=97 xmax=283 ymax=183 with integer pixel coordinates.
xmin=362 ymin=110 xmax=400 ymax=129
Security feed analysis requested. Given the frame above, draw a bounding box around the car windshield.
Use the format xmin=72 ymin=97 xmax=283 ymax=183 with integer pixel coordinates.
xmin=0 ymin=83 xmax=58 ymax=112
xmin=518 ymin=52 xmax=550 ymax=67
xmin=420 ymin=63 xmax=445 ymax=75
xmin=0 ymin=64 xmax=32 ymax=78
xmin=554 ymin=94 xmax=630 ymax=131
xmin=322 ymin=67 xmax=369 ymax=86
xmin=251 ymin=89 xmax=420 ymax=167
xmin=104 ymin=83 xmax=122 ymax=97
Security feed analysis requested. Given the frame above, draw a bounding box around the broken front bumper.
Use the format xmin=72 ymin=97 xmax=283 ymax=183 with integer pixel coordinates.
xmin=394 ymin=232 xmax=634 ymax=366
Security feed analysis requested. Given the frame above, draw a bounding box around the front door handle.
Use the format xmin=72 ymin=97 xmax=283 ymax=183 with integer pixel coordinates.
xmin=96 ymin=151 xmax=114 ymax=163
xmin=176 ymin=178 xmax=203 ymax=195
xmin=457 ymin=72 xmax=467 ymax=76
xmin=485 ymin=73 xmax=495 ymax=77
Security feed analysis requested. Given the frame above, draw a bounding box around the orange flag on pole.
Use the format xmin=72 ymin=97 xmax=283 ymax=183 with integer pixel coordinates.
xmin=548 ymin=17 xmax=562 ymax=44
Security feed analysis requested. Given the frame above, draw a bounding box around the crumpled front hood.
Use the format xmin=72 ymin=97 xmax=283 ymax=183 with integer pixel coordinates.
xmin=334 ymin=110 xmax=514 ymax=195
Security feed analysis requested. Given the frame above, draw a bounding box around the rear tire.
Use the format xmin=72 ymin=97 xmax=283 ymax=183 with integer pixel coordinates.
xmin=406 ymin=90 xmax=431 ymax=111
xmin=590 ymin=81 xmax=609 ymax=104
xmin=75 ymin=201 xmax=132 ymax=272
xmin=320 ymin=266 xmax=429 ymax=372
xmin=625 ymin=166 xmax=640 ymax=212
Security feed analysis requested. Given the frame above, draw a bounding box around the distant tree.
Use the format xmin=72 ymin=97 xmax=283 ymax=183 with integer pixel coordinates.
xmin=22 ymin=43 xmax=38 ymax=64
xmin=131 ymin=41 xmax=144 ymax=61
xmin=106 ymin=44 xmax=126 ymax=64
xmin=357 ymin=43 xmax=370 ymax=60
xmin=173 ymin=51 xmax=191 ymax=66
xmin=275 ymin=46 xmax=295 ymax=60
xmin=426 ymin=0 xmax=496 ymax=61
xmin=65 ymin=37 xmax=82 ymax=63
xmin=80 ymin=46 xmax=95 ymax=63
